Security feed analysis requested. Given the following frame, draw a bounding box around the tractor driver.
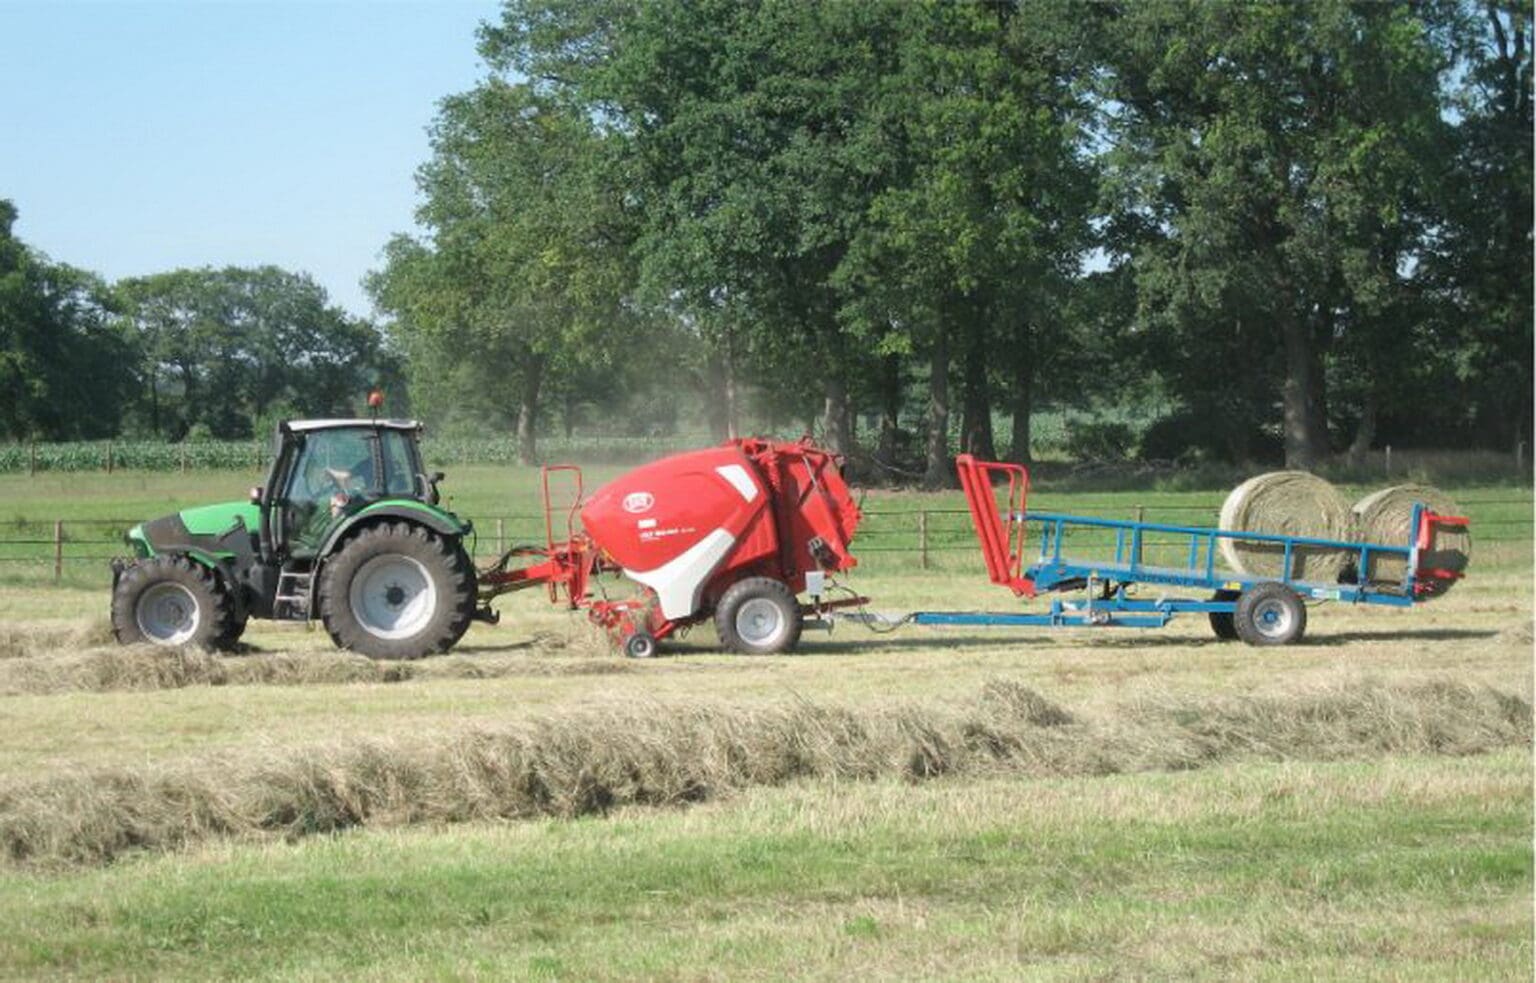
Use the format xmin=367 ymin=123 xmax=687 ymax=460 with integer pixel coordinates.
xmin=323 ymin=455 xmax=376 ymax=516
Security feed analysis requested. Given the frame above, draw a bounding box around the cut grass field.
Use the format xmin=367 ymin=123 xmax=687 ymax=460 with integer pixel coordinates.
xmin=0 ymin=465 xmax=1529 ymax=980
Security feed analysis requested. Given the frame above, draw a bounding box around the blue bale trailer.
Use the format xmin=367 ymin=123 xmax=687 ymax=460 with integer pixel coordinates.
xmin=859 ymin=456 xmax=1470 ymax=647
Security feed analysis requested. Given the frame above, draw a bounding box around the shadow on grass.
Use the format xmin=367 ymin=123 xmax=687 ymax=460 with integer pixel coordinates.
xmin=786 ymin=625 xmax=1502 ymax=656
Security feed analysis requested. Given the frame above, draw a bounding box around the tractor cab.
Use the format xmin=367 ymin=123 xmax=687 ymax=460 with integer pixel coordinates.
xmin=257 ymin=419 xmax=441 ymax=560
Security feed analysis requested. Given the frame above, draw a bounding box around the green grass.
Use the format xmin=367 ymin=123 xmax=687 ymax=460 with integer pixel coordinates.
xmin=0 ymin=466 xmax=1529 ymax=979
xmin=0 ymin=752 xmax=1527 ymax=981
xmin=0 ymin=464 xmax=1528 ymax=587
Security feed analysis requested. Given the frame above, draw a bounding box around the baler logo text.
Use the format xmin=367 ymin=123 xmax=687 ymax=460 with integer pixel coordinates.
xmin=622 ymin=491 xmax=655 ymax=514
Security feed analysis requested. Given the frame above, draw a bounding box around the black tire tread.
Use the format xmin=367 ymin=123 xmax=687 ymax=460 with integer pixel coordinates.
xmin=318 ymin=521 xmax=476 ymax=660
xmin=110 ymin=554 xmax=236 ymax=650
xmin=1209 ymin=589 xmax=1240 ymax=641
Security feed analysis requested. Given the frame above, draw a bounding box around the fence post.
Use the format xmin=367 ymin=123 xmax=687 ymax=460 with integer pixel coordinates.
xmin=1135 ymin=504 xmax=1145 ymax=523
xmin=1517 ymin=441 xmax=1525 ymax=473
xmin=106 ymin=440 xmax=114 ymax=474
xmin=918 ymin=511 xmax=929 ymax=570
xmin=1385 ymin=444 xmax=1392 ymax=476
xmin=53 ymin=520 xmax=63 ymax=584
xmin=495 ymin=518 xmax=505 ymax=558
xmin=28 ymin=440 xmax=35 ymax=476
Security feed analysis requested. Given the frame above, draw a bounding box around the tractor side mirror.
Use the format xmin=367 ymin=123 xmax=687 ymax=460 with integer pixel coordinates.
xmin=249 ymin=486 xmax=263 ymax=504
xmin=420 ymin=472 xmax=444 ymax=505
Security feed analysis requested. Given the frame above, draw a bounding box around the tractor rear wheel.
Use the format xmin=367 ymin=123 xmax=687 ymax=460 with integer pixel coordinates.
xmin=111 ymin=554 xmax=235 ymax=649
xmin=319 ymin=521 xmax=475 ymax=659
xmin=714 ymin=577 xmax=802 ymax=655
xmin=217 ymin=611 xmax=249 ymax=649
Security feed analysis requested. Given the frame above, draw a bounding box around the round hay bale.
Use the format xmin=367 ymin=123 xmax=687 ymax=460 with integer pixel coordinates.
xmin=1218 ymin=471 xmax=1352 ymax=580
xmin=1352 ymin=485 xmax=1471 ymax=596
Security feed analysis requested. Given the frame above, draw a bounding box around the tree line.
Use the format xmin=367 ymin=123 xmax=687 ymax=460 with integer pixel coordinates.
xmin=0 ymin=201 xmax=398 ymax=442
xmin=371 ymin=0 xmax=1531 ymax=481
xmin=2 ymin=1 xmax=1529 ymax=484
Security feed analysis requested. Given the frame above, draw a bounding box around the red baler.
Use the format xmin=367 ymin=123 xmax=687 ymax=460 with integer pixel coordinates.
xmin=479 ymin=438 xmax=861 ymax=657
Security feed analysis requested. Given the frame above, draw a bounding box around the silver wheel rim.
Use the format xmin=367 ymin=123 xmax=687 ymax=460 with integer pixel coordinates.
xmin=349 ymin=555 xmax=437 ymax=640
xmin=1251 ymin=597 xmax=1295 ymax=640
xmin=735 ymin=597 xmax=787 ymax=648
xmin=135 ymin=582 xmax=201 ymax=645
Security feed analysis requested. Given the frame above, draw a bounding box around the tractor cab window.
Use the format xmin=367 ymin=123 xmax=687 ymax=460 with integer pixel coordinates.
xmin=379 ymin=429 xmax=419 ymax=497
xmin=283 ymin=428 xmax=379 ymax=554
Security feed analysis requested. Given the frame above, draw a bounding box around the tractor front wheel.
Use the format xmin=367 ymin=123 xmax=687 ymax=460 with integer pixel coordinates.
xmin=714 ymin=577 xmax=802 ymax=655
xmin=111 ymin=555 xmax=235 ymax=649
xmin=319 ymin=522 xmax=476 ymax=660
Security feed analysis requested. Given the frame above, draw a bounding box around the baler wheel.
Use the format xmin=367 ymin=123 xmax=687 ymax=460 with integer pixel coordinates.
xmin=624 ymin=632 xmax=658 ymax=659
xmin=714 ymin=577 xmax=802 ymax=655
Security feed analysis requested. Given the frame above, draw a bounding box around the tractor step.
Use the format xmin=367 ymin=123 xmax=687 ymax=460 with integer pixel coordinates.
xmin=274 ymin=569 xmax=313 ymax=619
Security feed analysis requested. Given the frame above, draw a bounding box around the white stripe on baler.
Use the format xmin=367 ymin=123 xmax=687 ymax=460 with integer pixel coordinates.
xmin=624 ymin=528 xmax=736 ymax=620
xmin=715 ymin=464 xmax=759 ymax=502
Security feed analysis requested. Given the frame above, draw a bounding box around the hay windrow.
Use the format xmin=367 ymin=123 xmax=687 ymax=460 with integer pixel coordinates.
xmin=0 ymin=640 xmax=633 ymax=696
xmin=1 ymin=678 xmax=1526 ymax=868
xmin=1352 ymin=484 xmax=1472 ymax=591
xmin=0 ymin=619 xmax=114 ymax=660
xmin=1218 ymin=471 xmax=1352 ymax=578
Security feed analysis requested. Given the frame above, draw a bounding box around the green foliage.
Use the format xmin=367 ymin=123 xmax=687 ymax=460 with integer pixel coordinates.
xmin=1064 ymin=420 xmax=1136 ymax=462
xmin=369 ymin=80 xmax=637 ymax=464
xmin=0 ymin=201 xmax=135 ymax=441
xmin=6 ymin=0 xmax=1533 ymax=469
xmin=115 ymin=266 xmax=393 ymax=441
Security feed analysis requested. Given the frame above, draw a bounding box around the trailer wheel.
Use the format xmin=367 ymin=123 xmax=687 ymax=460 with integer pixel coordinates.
xmin=1234 ymin=582 xmax=1307 ymax=646
xmin=1208 ymin=589 xmax=1240 ymax=641
xmin=319 ymin=521 xmax=476 ymax=659
xmin=111 ymin=555 xmax=235 ymax=649
xmin=714 ymin=577 xmax=802 ymax=655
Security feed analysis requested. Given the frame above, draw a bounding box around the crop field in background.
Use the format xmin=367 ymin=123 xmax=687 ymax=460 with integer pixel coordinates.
xmin=0 ymin=464 xmax=1529 ymax=980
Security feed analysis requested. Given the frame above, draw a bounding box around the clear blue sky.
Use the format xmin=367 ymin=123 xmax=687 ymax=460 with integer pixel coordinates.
xmin=0 ymin=0 xmax=502 ymax=317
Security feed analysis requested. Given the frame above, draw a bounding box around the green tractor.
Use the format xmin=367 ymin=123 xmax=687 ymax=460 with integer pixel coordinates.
xmin=110 ymin=419 xmax=480 ymax=659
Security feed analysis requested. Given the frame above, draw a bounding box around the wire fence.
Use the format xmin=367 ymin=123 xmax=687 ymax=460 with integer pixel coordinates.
xmin=6 ymin=499 xmax=1530 ymax=584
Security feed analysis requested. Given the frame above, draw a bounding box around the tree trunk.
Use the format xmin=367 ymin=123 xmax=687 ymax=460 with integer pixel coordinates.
xmin=148 ymin=370 xmax=160 ymax=437
xmin=923 ymin=324 xmax=951 ymax=489
xmin=960 ymin=338 xmax=996 ymax=459
xmin=875 ymin=355 xmax=902 ymax=467
xmin=1347 ymin=392 xmax=1375 ymax=468
xmin=702 ymin=353 xmax=730 ymax=443
xmin=1280 ymin=312 xmax=1323 ymax=470
xmin=723 ymin=332 xmax=739 ymax=440
xmin=516 ymin=354 xmax=546 ymax=466
xmin=821 ymin=375 xmax=852 ymax=457
xmin=1008 ymin=343 xmax=1032 ymax=465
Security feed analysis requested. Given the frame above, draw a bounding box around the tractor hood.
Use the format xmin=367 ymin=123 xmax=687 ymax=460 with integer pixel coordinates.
xmin=126 ymin=501 xmax=260 ymax=558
